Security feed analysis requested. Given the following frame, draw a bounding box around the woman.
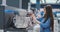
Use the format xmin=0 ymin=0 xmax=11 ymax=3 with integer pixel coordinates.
xmin=31 ymin=5 xmax=54 ymax=32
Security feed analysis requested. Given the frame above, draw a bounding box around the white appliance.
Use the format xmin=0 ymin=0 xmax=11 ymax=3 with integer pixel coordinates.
xmin=13 ymin=10 xmax=32 ymax=28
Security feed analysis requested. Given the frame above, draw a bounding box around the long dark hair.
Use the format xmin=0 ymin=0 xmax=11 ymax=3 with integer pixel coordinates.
xmin=44 ymin=5 xmax=54 ymax=32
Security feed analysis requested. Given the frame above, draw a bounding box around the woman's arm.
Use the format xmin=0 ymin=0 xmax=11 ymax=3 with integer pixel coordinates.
xmin=31 ymin=14 xmax=40 ymax=24
xmin=32 ymin=14 xmax=50 ymax=28
xmin=40 ymin=18 xmax=50 ymax=28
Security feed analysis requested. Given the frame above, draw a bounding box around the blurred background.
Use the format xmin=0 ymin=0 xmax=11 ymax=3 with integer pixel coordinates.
xmin=0 ymin=0 xmax=60 ymax=32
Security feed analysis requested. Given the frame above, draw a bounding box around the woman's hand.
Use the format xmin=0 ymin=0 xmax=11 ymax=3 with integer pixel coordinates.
xmin=31 ymin=14 xmax=35 ymax=18
xmin=30 ymin=14 xmax=41 ymax=24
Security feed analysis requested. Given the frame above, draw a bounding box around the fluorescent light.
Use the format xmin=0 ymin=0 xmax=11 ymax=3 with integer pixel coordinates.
xmin=30 ymin=0 xmax=36 ymax=3
xmin=30 ymin=0 xmax=58 ymax=4
xmin=46 ymin=0 xmax=57 ymax=3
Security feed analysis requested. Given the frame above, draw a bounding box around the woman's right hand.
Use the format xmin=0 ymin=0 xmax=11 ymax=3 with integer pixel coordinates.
xmin=30 ymin=14 xmax=41 ymax=24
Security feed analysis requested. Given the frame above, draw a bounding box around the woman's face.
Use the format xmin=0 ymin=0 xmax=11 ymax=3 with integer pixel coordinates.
xmin=44 ymin=8 xmax=46 ymax=14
